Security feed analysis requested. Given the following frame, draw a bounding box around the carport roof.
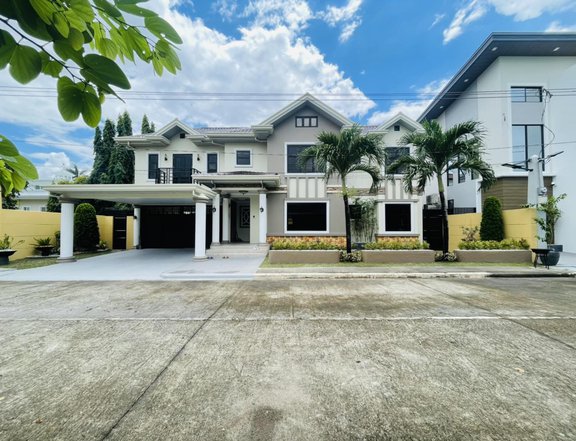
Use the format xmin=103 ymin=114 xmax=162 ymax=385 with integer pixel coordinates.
xmin=45 ymin=184 xmax=217 ymax=205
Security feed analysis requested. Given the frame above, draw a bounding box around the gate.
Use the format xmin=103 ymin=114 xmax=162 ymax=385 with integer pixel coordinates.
xmin=422 ymin=208 xmax=443 ymax=251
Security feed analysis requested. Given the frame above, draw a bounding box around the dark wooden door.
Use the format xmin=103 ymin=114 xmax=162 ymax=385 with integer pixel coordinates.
xmin=422 ymin=208 xmax=443 ymax=251
xmin=172 ymin=154 xmax=193 ymax=183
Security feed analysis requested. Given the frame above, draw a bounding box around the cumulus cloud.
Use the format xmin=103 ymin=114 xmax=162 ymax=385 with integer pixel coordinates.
xmin=0 ymin=0 xmax=374 ymax=180
xmin=443 ymin=0 xmax=576 ymax=43
xmin=367 ymin=79 xmax=449 ymax=126
xmin=243 ymin=0 xmax=313 ymax=32
xmin=320 ymin=0 xmax=363 ymax=42
xmin=28 ymin=152 xmax=74 ymax=181
xmin=213 ymin=0 xmax=238 ymax=22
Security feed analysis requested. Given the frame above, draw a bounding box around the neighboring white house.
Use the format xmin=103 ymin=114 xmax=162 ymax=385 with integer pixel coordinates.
xmin=419 ymin=32 xmax=576 ymax=253
xmin=16 ymin=180 xmax=51 ymax=212
xmin=46 ymin=94 xmax=426 ymax=258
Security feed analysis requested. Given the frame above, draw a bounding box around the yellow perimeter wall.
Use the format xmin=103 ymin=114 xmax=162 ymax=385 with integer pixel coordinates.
xmin=448 ymin=208 xmax=537 ymax=251
xmin=0 ymin=210 xmax=133 ymax=260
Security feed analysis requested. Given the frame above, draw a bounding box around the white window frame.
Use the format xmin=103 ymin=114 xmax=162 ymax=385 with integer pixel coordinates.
xmin=147 ymin=151 xmax=161 ymax=182
xmin=284 ymin=200 xmax=330 ymax=234
xmin=383 ymin=202 xmax=414 ymax=234
xmin=285 ymin=142 xmax=323 ymax=176
xmin=206 ymin=152 xmax=219 ymax=173
xmin=21 ymin=206 xmax=31 ymax=211
xmin=235 ymin=148 xmax=252 ymax=168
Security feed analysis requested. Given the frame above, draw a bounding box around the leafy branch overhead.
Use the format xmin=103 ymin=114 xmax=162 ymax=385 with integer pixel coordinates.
xmin=0 ymin=0 xmax=183 ymax=128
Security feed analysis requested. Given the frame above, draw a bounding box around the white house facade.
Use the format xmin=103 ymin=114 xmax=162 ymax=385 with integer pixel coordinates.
xmin=419 ymin=33 xmax=576 ymax=253
xmin=47 ymin=94 xmax=425 ymax=259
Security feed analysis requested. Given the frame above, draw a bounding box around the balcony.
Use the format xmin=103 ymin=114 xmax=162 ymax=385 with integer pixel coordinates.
xmin=155 ymin=168 xmax=201 ymax=184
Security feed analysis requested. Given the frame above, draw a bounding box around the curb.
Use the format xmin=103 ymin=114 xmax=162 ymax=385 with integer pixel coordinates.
xmin=255 ymin=271 xmax=576 ymax=280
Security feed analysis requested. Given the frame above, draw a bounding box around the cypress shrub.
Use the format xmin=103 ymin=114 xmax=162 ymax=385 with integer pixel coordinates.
xmin=74 ymin=203 xmax=100 ymax=250
xmin=480 ymin=196 xmax=504 ymax=241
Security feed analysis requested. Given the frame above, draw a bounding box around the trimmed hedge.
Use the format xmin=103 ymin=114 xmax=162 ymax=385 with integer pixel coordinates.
xmin=364 ymin=238 xmax=429 ymax=250
xmin=74 ymin=203 xmax=100 ymax=251
xmin=458 ymin=238 xmax=529 ymax=250
xmin=269 ymin=237 xmax=343 ymax=250
xmin=480 ymin=197 xmax=504 ymax=241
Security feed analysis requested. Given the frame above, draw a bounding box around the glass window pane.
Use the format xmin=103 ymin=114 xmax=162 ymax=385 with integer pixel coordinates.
xmin=287 ymin=203 xmax=327 ymax=231
xmin=385 ymin=204 xmax=411 ymax=232
xmin=385 ymin=147 xmax=410 ymax=173
xmin=207 ymin=153 xmax=218 ymax=173
xmin=511 ymin=88 xmax=525 ymax=102
xmin=525 ymin=88 xmax=542 ymax=102
xmin=236 ymin=150 xmax=250 ymax=165
xmin=148 ymin=154 xmax=158 ymax=179
xmin=287 ymin=145 xmax=319 ymax=173
xmin=512 ymin=126 xmax=526 ymax=164
xmin=527 ymin=126 xmax=543 ymax=159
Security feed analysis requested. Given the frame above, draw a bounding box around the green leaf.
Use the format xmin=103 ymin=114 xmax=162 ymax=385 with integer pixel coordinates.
xmin=82 ymin=54 xmax=131 ymax=89
xmin=156 ymin=40 xmax=181 ymax=74
xmin=152 ymin=54 xmax=163 ymax=76
xmin=52 ymin=11 xmax=70 ymax=38
xmin=79 ymin=68 xmax=116 ymax=95
xmin=42 ymin=60 xmax=63 ymax=77
xmin=116 ymin=0 xmax=149 ymax=4
xmin=0 ymin=135 xmax=19 ymax=158
xmin=145 ymin=16 xmax=183 ymax=44
xmin=125 ymin=27 xmax=151 ymax=60
xmin=9 ymin=45 xmax=42 ymax=84
xmin=53 ymin=40 xmax=84 ymax=64
xmin=57 ymin=77 xmax=83 ymax=121
xmin=116 ymin=3 xmax=157 ymax=17
xmin=12 ymin=0 xmax=53 ymax=41
xmin=64 ymin=9 xmax=87 ymax=32
xmin=97 ymin=38 xmax=119 ymax=59
xmin=67 ymin=28 xmax=85 ymax=51
xmin=70 ymin=0 xmax=95 ymax=22
xmin=0 ymin=30 xmax=17 ymax=70
xmin=10 ymin=155 xmax=39 ymax=181
xmin=94 ymin=0 xmax=122 ymax=18
xmin=81 ymin=91 xmax=102 ymax=127
xmin=29 ymin=0 xmax=58 ymax=25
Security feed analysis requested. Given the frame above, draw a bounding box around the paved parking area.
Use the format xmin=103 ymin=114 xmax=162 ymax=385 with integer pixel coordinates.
xmin=0 ymin=278 xmax=575 ymax=440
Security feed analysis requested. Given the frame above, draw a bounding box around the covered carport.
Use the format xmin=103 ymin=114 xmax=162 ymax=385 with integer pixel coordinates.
xmin=45 ymin=184 xmax=217 ymax=261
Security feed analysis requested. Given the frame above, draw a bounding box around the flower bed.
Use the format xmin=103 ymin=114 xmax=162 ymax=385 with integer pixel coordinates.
xmin=455 ymin=238 xmax=531 ymax=263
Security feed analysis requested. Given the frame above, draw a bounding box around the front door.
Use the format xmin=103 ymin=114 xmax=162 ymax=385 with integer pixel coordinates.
xmin=173 ymin=154 xmax=193 ymax=183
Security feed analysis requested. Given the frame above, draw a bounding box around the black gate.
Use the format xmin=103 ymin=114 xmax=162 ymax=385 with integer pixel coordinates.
xmin=423 ymin=208 xmax=443 ymax=251
xmin=113 ymin=216 xmax=127 ymax=249
xmin=141 ymin=206 xmax=212 ymax=249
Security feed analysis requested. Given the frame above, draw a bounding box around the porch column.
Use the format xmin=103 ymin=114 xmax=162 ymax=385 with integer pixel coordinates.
xmin=58 ymin=200 xmax=76 ymax=262
xmin=222 ymin=195 xmax=231 ymax=243
xmin=194 ymin=201 xmax=207 ymax=260
xmin=258 ymin=192 xmax=267 ymax=244
xmin=133 ymin=207 xmax=141 ymax=249
xmin=212 ymin=194 xmax=221 ymax=246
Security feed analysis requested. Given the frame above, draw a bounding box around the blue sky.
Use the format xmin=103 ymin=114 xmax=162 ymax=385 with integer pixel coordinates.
xmin=1 ymin=0 xmax=575 ymax=180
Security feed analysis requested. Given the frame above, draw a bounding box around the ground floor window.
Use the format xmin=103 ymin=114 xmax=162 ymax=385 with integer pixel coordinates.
xmin=286 ymin=202 xmax=327 ymax=232
xmin=385 ymin=203 xmax=411 ymax=232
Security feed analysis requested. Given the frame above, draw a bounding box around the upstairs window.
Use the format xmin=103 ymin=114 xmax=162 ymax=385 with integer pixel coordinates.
xmin=511 ymin=87 xmax=542 ymax=103
xmin=385 ymin=147 xmax=410 ymax=174
xmin=295 ymin=116 xmax=318 ymax=127
xmin=393 ymin=125 xmax=401 ymax=132
xmin=287 ymin=144 xmax=323 ymax=173
xmin=148 ymin=153 xmax=159 ymax=179
xmin=236 ymin=150 xmax=251 ymax=166
xmin=512 ymin=125 xmax=544 ymax=170
xmin=207 ymin=153 xmax=218 ymax=173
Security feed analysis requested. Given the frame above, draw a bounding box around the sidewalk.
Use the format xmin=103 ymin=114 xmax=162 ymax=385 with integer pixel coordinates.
xmin=256 ymin=252 xmax=576 ymax=280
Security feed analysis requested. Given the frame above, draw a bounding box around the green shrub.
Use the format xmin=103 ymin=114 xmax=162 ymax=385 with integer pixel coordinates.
xmin=74 ymin=203 xmax=100 ymax=251
xmin=458 ymin=238 xmax=529 ymax=250
xmin=364 ymin=238 xmax=430 ymax=250
xmin=480 ymin=197 xmax=504 ymax=241
xmin=435 ymin=251 xmax=458 ymax=262
xmin=269 ymin=237 xmax=342 ymax=250
xmin=340 ymin=251 xmax=362 ymax=262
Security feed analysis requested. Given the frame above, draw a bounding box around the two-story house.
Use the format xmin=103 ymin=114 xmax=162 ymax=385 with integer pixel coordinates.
xmin=47 ymin=94 xmax=425 ymax=260
xmin=419 ymin=33 xmax=576 ymax=253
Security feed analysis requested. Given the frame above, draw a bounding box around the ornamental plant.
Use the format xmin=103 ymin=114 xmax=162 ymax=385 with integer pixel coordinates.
xmin=364 ymin=238 xmax=430 ymax=250
xmin=74 ymin=203 xmax=100 ymax=251
xmin=458 ymin=238 xmax=529 ymax=250
xmin=480 ymin=197 xmax=504 ymax=241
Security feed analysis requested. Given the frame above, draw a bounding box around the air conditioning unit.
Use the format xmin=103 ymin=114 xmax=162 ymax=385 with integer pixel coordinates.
xmin=426 ymin=194 xmax=440 ymax=205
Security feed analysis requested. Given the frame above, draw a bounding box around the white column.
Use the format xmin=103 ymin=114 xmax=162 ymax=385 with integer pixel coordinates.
xmin=212 ymin=194 xmax=220 ymax=246
xmin=194 ymin=201 xmax=207 ymax=260
xmin=222 ymin=196 xmax=230 ymax=243
xmin=133 ymin=207 xmax=141 ymax=249
xmin=58 ymin=200 xmax=76 ymax=262
xmin=259 ymin=192 xmax=267 ymax=244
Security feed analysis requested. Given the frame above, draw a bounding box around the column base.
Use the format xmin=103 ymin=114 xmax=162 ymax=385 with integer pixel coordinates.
xmin=57 ymin=257 xmax=77 ymax=263
xmin=193 ymin=256 xmax=208 ymax=261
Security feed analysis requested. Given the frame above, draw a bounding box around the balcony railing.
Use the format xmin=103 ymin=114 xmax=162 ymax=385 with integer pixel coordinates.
xmin=155 ymin=168 xmax=201 ymax=184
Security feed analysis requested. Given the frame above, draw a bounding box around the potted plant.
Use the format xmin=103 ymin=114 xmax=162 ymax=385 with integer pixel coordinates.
xmin=33 ymin=237 xmax=54 ymax=257
xmin=0 ymin=234 xmax=23 ymax=265
xmin=533 ymin=193 xmax=566 ymax=266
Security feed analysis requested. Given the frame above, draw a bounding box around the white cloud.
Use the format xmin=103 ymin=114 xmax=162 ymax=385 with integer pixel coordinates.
xmin=443 ymin=0 xmax=576 ymax=43
xmin=213 ymin=0 xmax=238 ymax=21
xmin=443 ymin=0 xmax=487 ymax=44
xmin=367 ymin=79 xmax=449 ymax=125
xmin=28 ymin=152 xmax=74 ymax=181
xmin=546 ymin=20 xmax=576 ymax=31
xmin=243 ymin=0 xmax=313 ymax=32
xmin=430 ymin=13 xmax=446 ymax=29
xmin=320 ymin=0 xmax=363 ymax=42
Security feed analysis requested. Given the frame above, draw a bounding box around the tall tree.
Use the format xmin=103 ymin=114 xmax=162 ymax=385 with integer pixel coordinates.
xmin=109 ymin=112 xmax=134 ymax=184
xmin=141 ymin=115 xmax=155 ymax=134
xmin=89 ymin=126 xmax=105 ymax=184
xmin=65 ymin=164 xmax=86 ymax=180
xmin=299 ymin=125 xmax=386 ymax=254
xmin=389 ymin=120 xmax=495 ymax=253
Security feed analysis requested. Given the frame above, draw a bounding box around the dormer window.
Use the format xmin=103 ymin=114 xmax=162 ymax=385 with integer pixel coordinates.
xmin=179 ymin=132 xmax=186 ymax=139
xmin=393 ymin=125 xmax=400 ymax=132
xmin=295 ymin=116 xmax=318 ymax=128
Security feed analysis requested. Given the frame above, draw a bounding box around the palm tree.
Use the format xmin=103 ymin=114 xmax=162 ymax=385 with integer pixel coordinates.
xmin=389 ymin=120 xmax=495 ymax=253
xmin=65 ymin=164 xmax=87 ymax=180
xmin=299 ymin=125 xmax=386 ymax=254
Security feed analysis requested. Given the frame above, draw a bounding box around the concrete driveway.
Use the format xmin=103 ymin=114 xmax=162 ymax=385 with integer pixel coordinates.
xmin=0 ymin=278 xmax=575 ymax=440
xmin=0 ymin=249 xmax=267 ymax=281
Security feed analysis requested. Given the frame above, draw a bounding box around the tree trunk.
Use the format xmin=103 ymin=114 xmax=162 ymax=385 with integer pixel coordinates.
xmin=342 ymin=179 xmax=352 ymax=254
xmin=437 ymin=175 xmax=449 ymax=254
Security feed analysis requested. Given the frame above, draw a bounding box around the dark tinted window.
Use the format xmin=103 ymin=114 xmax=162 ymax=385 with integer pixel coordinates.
xmin=207 ymin=153 xmax=218 ymax=173
xmin=287 ymin=145 xmax=322 ymax=173
xmin=385 ymin=147 xmax=410 ymax=173
xmin=148 ymin=154 xmax=158 ymax=179
xmin=236 ymin=150 xmax=251 ymax=166
xmin=287 ymin=203 xmax=327 ymax=231
xmin=385 ymin=204 xmax=411 ymax=231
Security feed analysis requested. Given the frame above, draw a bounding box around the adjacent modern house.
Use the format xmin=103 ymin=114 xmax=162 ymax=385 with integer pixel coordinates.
xmin=419 ymin=33 xmax=576 ymax=253
xmin=47 ymin=94 xmax=425 ymax=259
xmin=15 ymin=180 xmax=51 ymax=212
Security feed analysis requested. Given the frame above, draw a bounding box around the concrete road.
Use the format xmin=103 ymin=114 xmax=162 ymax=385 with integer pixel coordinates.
xmin=0 ymin=278 xmax=575 ymax=440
